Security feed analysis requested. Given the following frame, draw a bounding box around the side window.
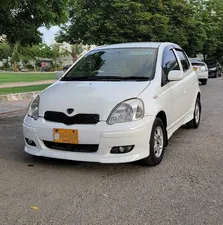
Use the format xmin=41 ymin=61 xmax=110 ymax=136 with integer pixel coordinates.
xmin=176 ymin=50 xmax=190 ymax=72
xmin=162 ymin=47 xmax=180 ymax=86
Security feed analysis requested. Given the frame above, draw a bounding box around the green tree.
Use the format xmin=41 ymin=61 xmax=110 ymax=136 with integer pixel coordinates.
xmin=57 ymin=0 xmax=197 ymax=47
xmin=57 ymin=0 xmax=223 ymax=61
xmin=50 ymin=43 xmax=63 ymax=70
xmin=0 ymin=42 xmax=12 ymax=61
xmin=0 ymin=0 xmax=69 ymax=46
xmin=189 ymin=0 xmax=223 ymax=61
xmin=0 ymin=42 xmax=12 ymax=68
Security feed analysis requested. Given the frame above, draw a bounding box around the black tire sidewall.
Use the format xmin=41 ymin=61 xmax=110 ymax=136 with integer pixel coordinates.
xmin=194 ymin=98 xmax=201 ymax=128
xmin=149 ymin=118 xmax=166 ymax=165
xmin=202 ymin=79 xmax=207 ymax=85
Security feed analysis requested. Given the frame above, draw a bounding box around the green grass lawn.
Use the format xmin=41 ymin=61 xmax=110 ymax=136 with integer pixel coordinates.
xmin=0 ymin=72 xmax=55 ymax=84
xmin=0 ymin=84 xmax=50 ymax=95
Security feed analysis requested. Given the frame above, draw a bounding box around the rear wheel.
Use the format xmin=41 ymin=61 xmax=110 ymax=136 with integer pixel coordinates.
xmin=186 ymin=98 xmax=201 ymax=129
xmin=200 ymin=79 xmax=207 ymax=85
xmin=141 ymin=118 xmax=166 ymax=166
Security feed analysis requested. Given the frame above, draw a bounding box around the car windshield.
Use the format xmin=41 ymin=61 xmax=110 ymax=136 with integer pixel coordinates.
xmin=189 ymin=58 xmax=203 ymax=64
xmin=61 ymin=48 xmax=157 ymax=81
xmin=189 ymin=58 xmax=205 ymax=66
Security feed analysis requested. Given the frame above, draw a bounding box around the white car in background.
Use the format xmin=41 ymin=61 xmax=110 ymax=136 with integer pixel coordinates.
xmin=23 ymin=42 xmax=201 ymax=167
xmin=189 ymin=58 xmax=208 ymax=85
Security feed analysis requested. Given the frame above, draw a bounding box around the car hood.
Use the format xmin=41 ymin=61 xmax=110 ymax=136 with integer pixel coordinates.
xmin=39 ymin=81 xmax=150 ymax=120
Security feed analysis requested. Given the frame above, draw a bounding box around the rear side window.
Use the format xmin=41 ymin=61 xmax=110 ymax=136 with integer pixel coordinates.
xmin=176 ymin=50 xmax=190 ymax=72
xmin=162 ymin=47 xmax=180 ymax=86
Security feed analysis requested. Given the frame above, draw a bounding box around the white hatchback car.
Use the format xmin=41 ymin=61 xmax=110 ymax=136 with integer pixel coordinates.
xmin=189 ymin=58 xmax=209 ymax=85
xmin=23 ymin=42 xmax=201 ymax=166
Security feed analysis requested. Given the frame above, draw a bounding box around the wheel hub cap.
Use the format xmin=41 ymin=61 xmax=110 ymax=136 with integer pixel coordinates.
xmin=195 ymin=103 xmax=200 ymax=124
xmin=154 ymin=126 xmax=164 ymax=158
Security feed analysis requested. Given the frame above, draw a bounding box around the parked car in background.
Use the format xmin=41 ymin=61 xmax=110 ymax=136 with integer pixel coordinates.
xmin=189 ymin=58 xmax=208 ymax=85
xmin=23 ymin=42 xmax=201 ymax=167
xmin=204 ymin=60 xmax=222 ymax=78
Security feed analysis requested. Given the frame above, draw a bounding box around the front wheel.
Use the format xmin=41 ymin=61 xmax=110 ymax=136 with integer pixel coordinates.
xmin=141 ymin=118 xmax=166 ymax=166
xmin=186 ymin=98 xmax=201 ymax=129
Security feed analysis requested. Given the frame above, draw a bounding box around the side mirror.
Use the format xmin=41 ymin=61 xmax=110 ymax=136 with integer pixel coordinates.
xmin=56 ymin=71 xmax=65 ymax=80
xmin=168 ymin=70 xmax=183 ymax=81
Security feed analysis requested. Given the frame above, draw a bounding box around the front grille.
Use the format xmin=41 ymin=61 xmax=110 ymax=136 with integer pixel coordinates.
xmin=44 ymin=111 xmax=99 ymax=125
xmin=43 ymin=141 xmax=98 ymax=153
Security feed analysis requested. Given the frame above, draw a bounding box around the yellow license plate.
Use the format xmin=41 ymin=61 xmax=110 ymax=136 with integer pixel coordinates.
xmin=53 ymin=129 xmax=78 ymax=144
xmin=193 ymin=67 xmax=198 ymax=71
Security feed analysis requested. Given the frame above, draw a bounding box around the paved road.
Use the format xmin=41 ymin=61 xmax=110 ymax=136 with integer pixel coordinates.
xmin=0 ymin=78 xmax=223 ymax=225
xmin=0 ymin=99 xmax=31 ymax=116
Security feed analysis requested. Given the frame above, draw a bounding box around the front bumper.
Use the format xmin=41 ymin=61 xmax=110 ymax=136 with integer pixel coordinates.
xmin=208 ymin=70 xmax=217 ymax=78
xmin=23 ymin=116 xmax=155 ymax=163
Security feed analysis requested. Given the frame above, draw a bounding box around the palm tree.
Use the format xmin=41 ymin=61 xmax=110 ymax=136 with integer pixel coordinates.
xmin=62 ymin=44 xmax=84 ymax=62
xmin=50 ymin=43 xmax=63 ymax=70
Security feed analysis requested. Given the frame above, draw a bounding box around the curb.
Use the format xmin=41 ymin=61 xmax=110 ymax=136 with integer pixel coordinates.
xmin=0 ymin=91 xmax=40 ymax=102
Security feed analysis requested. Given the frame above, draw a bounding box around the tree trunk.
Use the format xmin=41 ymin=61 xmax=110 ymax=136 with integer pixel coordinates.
xmin=14 ymin=60 xmax=18 ymax=72
xmin=72 ymin=45 xmax=78 ymax=62
xmin=72 ymin=55 xmax=78 ymax=62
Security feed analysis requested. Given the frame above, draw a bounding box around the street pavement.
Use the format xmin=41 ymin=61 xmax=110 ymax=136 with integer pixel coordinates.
xmin=0 ymin=78 xmax=223 ymax=225
xmin=0 ymin=98 xmax=32 ymax=117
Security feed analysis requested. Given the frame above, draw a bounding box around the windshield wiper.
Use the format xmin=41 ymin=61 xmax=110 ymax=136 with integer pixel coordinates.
xmin=61 ymin=76 xmax=90 ymax=81
xmin=61 ymin=76 xmax=122 ymax=81
xmin=120 ymin=76 xmax=149 ymax=81
xmin=86 ymin=76 xmax=149 ymax=81
xmin=61 ymin=75 xmax=149 ymax=81
xmin=86 ymin=76 xmax=122 ymax=81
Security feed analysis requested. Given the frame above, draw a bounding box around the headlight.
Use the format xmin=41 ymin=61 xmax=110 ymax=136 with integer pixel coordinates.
xmin=107 ymin=99 xmax=144 ymax=125
xmin=27 ymin=95 xmax=40 ymax=120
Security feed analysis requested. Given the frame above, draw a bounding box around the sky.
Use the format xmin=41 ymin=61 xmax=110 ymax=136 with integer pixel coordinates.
xmin=38 ymin=26 xmax=60 ymax=46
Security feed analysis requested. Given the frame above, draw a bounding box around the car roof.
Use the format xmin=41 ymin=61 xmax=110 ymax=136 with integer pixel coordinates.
xmin=93 ymin=42 xmax=179 ymax=50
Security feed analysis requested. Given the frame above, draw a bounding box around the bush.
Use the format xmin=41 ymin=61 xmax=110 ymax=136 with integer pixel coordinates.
xmin=57 ymin=66 xmax=63 ymax=71
xmin=3 ymin=68 xmax=13 ymax=71
xmin=35 ymin=60 xmax=42 ymax=67
xmin=3 ymin=61 xmax=10 ymax=68
xmin=26 ymin=64 xmax=34 ymax=69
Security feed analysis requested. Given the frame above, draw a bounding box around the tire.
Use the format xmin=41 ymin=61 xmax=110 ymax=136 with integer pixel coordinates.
xmin=186 ymin=98 xmax=201 ymax=129
xmin=141 ymin=118 xmax=166 ymax=166
xmin=200 ymin=79 xmax=207 ymax=85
